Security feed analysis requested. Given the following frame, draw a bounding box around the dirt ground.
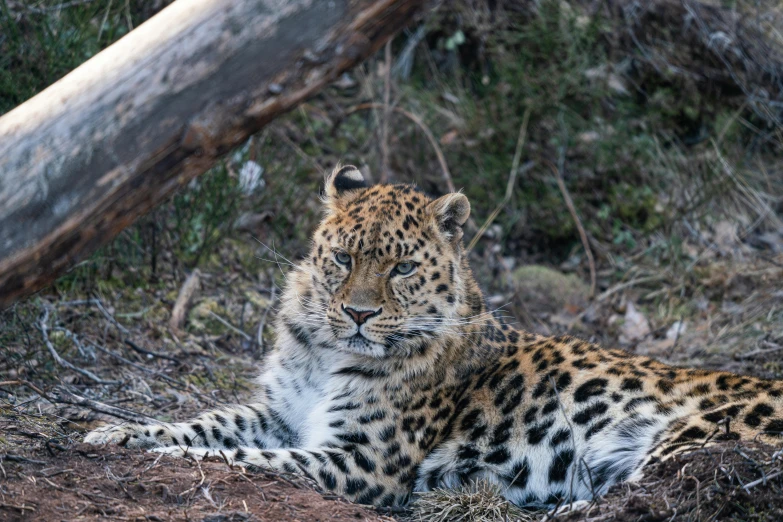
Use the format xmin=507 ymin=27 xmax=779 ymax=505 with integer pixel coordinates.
xmin=0 ymin=440 xmax=392 ymax=522
xmin=560 ymin=441 xmax=783 ymax=522
xmin=1 ymin=254 xmax=780 ymax=521
xmin=0 ymin=221 xmax=781 ymax=522
xmin=3 ymin=439 xmax=783 ymax=522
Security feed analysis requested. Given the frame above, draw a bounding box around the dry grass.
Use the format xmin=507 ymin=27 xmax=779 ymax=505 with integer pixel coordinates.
xmin=560 ymin=441 xmax=783 ymax=522
xmin=403 ymin=481 xmax=539 ymax=522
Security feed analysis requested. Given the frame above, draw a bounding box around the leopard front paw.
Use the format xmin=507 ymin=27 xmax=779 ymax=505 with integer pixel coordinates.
xmin=83 ymin=423 xmax=161 ymax=449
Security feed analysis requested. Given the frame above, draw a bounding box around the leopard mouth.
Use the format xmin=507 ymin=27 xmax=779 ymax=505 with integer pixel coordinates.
xmin=338 ymin=328 xmax=381 ymax=344
xmin=338 ymin=332 xmax=386 ymax=355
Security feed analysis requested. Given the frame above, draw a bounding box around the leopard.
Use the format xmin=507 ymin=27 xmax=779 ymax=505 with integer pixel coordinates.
xmin=86 ymin=165 xmax=783 ymax=508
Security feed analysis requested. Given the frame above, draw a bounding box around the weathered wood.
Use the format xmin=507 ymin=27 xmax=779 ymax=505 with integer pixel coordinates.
xmin=0 ymin=0 xmax=422 ymax=308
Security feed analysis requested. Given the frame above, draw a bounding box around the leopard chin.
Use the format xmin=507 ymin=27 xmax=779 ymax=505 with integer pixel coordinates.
xmin=336 ymin=333 xmax=388 ymax=357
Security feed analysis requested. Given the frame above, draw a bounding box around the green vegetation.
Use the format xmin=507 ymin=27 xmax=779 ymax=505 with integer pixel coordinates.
xmin=0 ymin=0 xmax=160 ymax=113
xmin=2 ymin=0 xmax=781 ymax=352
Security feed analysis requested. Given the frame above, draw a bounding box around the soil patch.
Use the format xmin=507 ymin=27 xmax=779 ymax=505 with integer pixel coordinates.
xmin=561 ymin=441 xmax=783 ymax=521
xmin=0 ymin=443 xmax=391 ymax=522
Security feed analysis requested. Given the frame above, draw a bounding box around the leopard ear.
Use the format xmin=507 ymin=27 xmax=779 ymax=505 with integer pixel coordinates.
xmin=428 ymin=192 xmax=470 ymax=245
xmin=323 ymin=164 xmax=367 ymax=211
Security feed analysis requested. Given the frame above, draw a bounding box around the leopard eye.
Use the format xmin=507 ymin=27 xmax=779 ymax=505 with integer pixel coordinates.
xmin=335 ymin=251 xmax=352 ymax=266
xmin=393 ymin=262 xmax=415 ymax=276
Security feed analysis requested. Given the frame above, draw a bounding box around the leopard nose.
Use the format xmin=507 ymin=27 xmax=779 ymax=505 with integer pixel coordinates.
xmin=342 ymin=305 xmax=382 ymax=326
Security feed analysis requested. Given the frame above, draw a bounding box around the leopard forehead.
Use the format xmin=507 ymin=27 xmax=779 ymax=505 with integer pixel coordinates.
xmin=318 ymin=184 xmax=441 ymax=261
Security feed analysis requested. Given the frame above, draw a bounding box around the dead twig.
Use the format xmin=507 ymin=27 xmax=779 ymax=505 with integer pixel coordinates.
xmin=51 ymin=387 xmax=155 ymax=424
xmin=595 ymin=274 xmax=665 ymax=302
xmin=742 ymin=470 xmax=783 ymax=492
xmin=169 ymin=269 xmax=201 ymax=334
xmin=257 ymin=282 xmax=277 ymax=354
xmin=345 ymin=103 xmax=455 ymax=193
xmin=380 ymin=40 xmax=393 ymax=183
xmin=0 ymin=503 xmax=35 ymax=512
xmin=89 ymin=342 xmax=219 ymax=406
xmin=208 ymin=311 xmax=253 ymax=341
xmin=36 ymin=306 xmax=118 ymax=385
xmin=546 ymin=159 xmax=597 ymax=299
xmin=0 ymin=454 xmax=46 ymax=465
xmin=59 ymin=298 xmax=129 ymax=335
xmin=666 ymin=316 xmax=685 ymax=358
xmin=466 ymin=107 xmax=531 ymax=252
xmin=90 ymin=343 xmax=182 ymax=387
xmin=736 ymin=340 xmax=783 ymax=360
xmin=124 ymin=339 xmax=179 ymax=363
xmin=11 ymin=0 xmax=94 ymax=15
xmin=96 ymin=0 xmax=114 ymax=44
xmin=59 ymin=298 xmax=179 ymax=362
xmin=0 ymin=379 xmax=49 ymax=398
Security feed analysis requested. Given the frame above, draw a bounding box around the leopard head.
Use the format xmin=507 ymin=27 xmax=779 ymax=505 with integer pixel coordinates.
xmin=298 ymin=165 xmax=474 ymax=358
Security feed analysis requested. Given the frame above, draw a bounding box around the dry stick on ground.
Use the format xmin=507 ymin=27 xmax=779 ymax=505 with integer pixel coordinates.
xmin=56 ymin=299 xmax=130 ymax=335
xmin=59 ymin=298 xmax=179 ymax=362
xmin=380 ymin=40 xmax=393 ymax=183
xmin=546 ymin=160 xmax=597 ymax=299
xmin=594 ymin=274 xmax=665 ymax=302
xmin=36 ymin=306 xmax=118 ymax=385
xmin=0 ymin=379 xmax=154 ymax=424
xmin=89 ymin=343 xmax=186 ymax=389
xmin=169 ymin=269 xmax=201 ymax=334
xmin=737 ymin=340 xmax=783 ymax=360
xmin=743 ymin=470 xmax=783 ymax=492
xmin=51 ymin=387 xmax=155 ymax=424
xmin=124 ymin=339 xmax=179 ymax=363
xmin=344 ymin=103 xmax=455 ymax=193
xmin=0 ymin=503 xmax=35 ymax=513
xmin=466 ymin=107 xmax=532 ymax=252
xmin=208 ymin=311 xmax=253 ymax=341
xmin=92 ymin=340 xmax=226 ymax=407
xmin=257 ymin=283 xmax=277 ymax=354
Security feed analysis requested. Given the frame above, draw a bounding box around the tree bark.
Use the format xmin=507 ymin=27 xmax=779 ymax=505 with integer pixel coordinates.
xmin=0 ymin=0 xmax=422 ymax=308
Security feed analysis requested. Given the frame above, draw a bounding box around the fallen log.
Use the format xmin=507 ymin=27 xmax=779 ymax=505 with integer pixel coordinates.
xmin=0 ymin=0 xmax=422 ymax=308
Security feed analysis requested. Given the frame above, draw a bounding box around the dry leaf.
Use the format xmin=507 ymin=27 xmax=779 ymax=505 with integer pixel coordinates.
xmin=620 ymin=302 xmax=651 ymax=344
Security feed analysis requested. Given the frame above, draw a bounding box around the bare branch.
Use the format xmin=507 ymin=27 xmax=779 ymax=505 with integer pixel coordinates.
xmin=36 ymin=306 xmax=118 ymax=385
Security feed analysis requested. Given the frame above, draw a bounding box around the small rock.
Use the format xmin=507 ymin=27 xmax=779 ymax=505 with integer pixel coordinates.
xmin=511 ymin=265 xmax=589 ymax=316
xmin=756 ymin=231 xmax=783 ymax=252
xmin=577 ymin=131 xmax=600 ymax=144
xmin=714 ymin=220 xmax=740 ymax=253
xmin=584 ymin=64 xmax=629 ymax=96
xmin=333 ymin=73 xmax=356 ymax=90
xmin=619 ymin=302 xmax=651 ymax=344
xmin=239 ymin=161 xmax=264 ymax=194
xmin=442 ymin=91 xmax=460 ymax=104
xmin=501 ymin=257 xmax=516 ymax=271
xmin=665 ymin=321 xmax=687 ymax=341
xmin=234 ymin=211 xmax=273 ymax=234
xmin=439 ymin=130 xmax=459 ymax=146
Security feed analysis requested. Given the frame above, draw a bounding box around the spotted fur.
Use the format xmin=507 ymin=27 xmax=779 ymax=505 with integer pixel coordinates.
xmin=86 ymin=166 xmax=783 ymax=507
